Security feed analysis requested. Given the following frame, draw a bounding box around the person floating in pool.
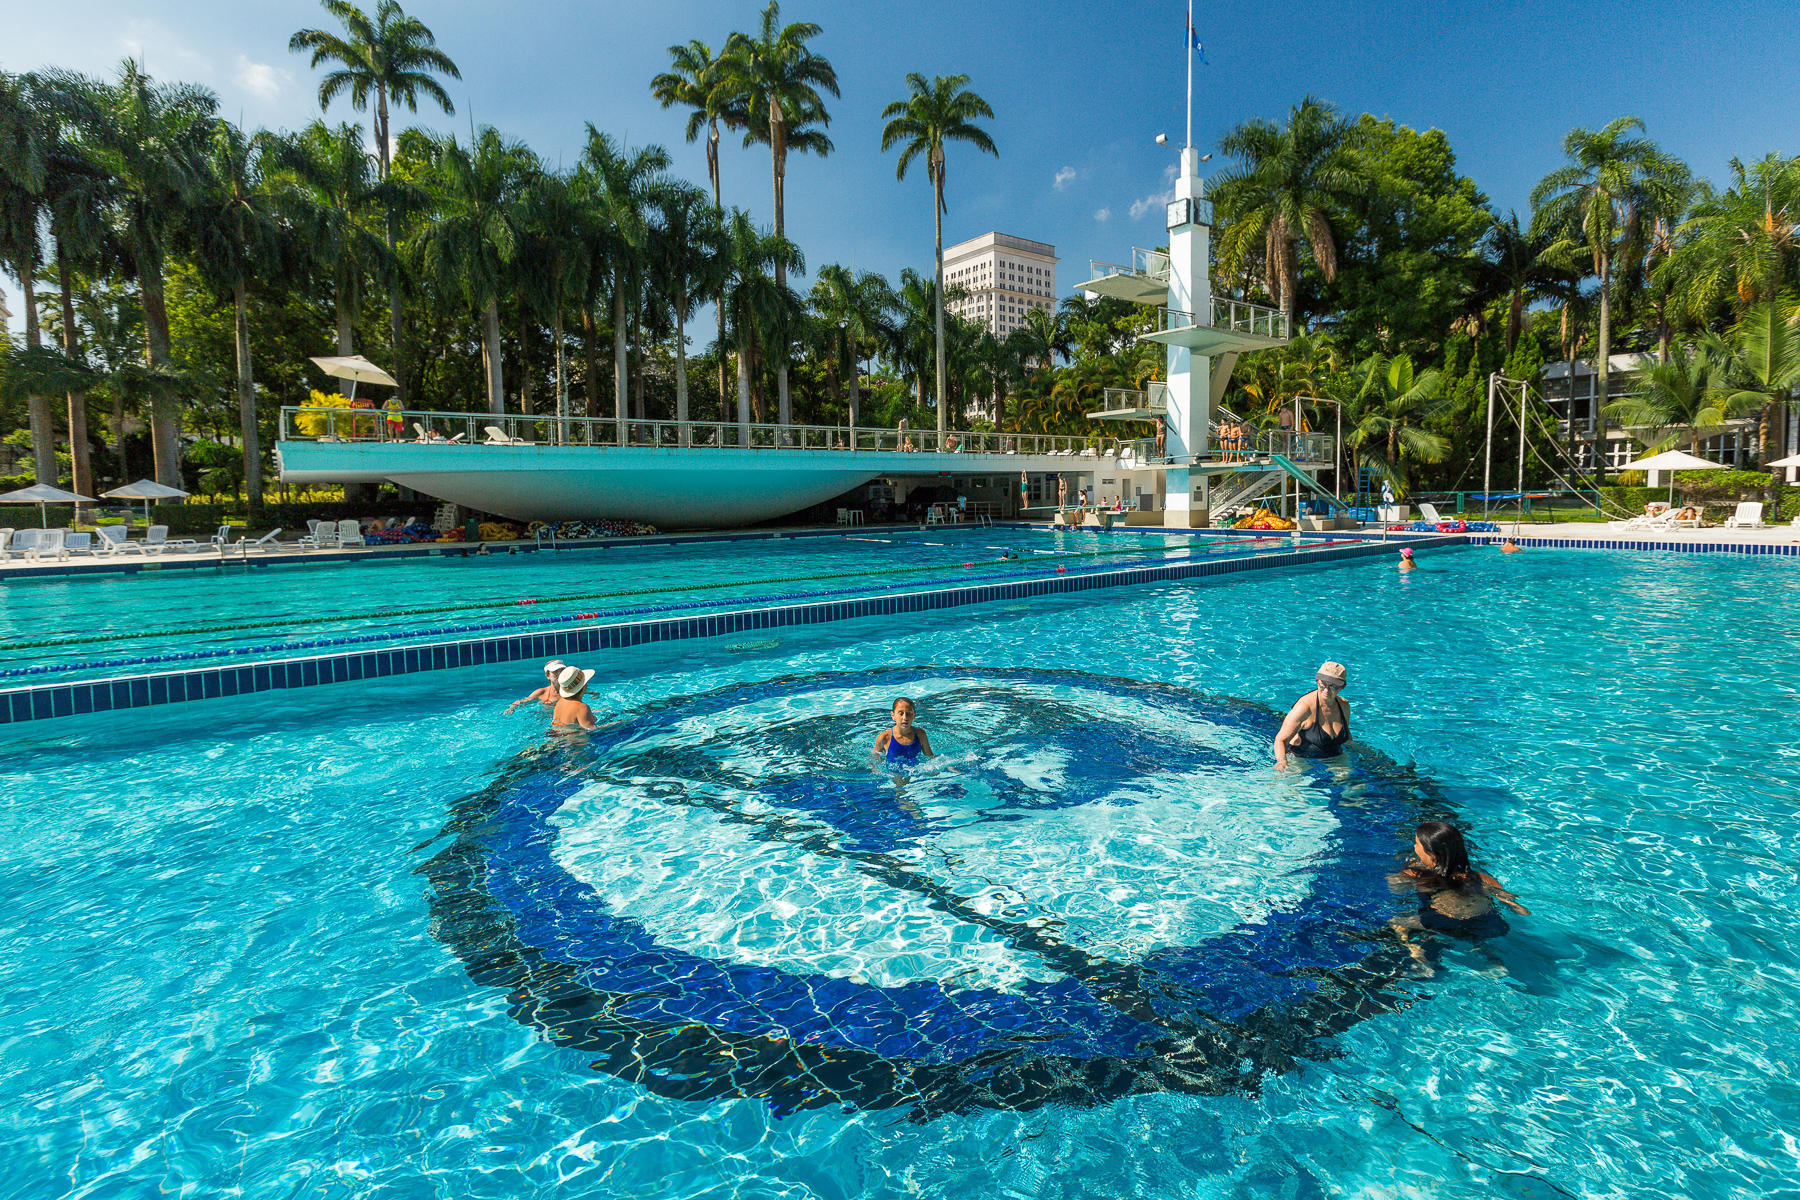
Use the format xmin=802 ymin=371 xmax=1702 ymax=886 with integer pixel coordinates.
xmin=1398 ymin=546 xmax=1416 ymax=571
xmin=1274 ymin=661 xmax=1351 ymax=769
xmin=1501 ymin=538 xmax=1523 ymax=554
xmin=873 ymin=696 xmax=934 ymax=767
xmin=551 ymin=665 xmax=599 ymax=731
xmin=506 ymin=658 xmax=568 ymax=713
xmin=1388 ymin=821 xmax=1529 ymax=970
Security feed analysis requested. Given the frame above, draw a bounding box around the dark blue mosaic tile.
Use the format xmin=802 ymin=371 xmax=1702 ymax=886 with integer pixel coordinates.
xmin=148 ymin=676 xmax=169 ymax=706
xmin=34 ymin=690 xmax=55 ymax=720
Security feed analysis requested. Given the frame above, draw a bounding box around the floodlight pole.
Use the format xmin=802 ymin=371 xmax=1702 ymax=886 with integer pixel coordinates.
xmin=1185 ymin=0 xmax=1193 ymax=150
xmin=1514 ymin=379 xmax=1529 ymax=537
xmin=1483 ymin=372 xmax=1496 ymax=520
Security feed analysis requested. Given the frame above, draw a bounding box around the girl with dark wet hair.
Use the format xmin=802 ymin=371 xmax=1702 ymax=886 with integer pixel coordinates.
xmin=1389 ymin=821 xmax=1529 ymax=965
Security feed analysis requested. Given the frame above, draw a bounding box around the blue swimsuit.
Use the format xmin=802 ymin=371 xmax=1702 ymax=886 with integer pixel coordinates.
xmin=885 ymin=732 xmax=923 ymax=764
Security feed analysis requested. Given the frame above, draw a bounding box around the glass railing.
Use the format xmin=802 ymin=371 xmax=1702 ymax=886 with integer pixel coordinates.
xmin=1132 ymin=248 xmax=1170 ymax=279
xmin=1153 ymin=298 xmax=1290 ymax=342
xmin=276 ymin=407 xmax=1122 ymax=459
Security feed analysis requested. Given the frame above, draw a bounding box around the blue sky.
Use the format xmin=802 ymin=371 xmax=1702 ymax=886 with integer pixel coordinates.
xmin=5 ymin=0 xmax=1798 ymax=339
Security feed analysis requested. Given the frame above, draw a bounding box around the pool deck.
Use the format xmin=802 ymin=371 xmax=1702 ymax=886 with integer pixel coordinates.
xmin=1459 ymin=521 xmax=1800 ymax=555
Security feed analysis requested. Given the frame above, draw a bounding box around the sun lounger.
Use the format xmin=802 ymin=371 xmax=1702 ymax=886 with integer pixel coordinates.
xmin=483 ymin=425 xmax=533 ymax=446
xmin=335 ymin=518 xmax=365 ymax=547
xmin=22 ymin=529 xmax=68 ymax=562
xmin=63 ymin=532 xmax=95 ymax=557
xmin=1724 ymin=501 xmax=1766 ymax=528
xmin=0 ymin=527 xmax=12 ymax=562
xmin=1418 ymin=502 xmax=1445 ymax=524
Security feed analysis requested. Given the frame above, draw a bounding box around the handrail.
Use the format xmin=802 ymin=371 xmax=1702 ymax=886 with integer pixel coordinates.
xmin=276 ymin=406 xmax=1123 ymax=460
xmin=1153 ymin=298 xmax=1290 ymax=342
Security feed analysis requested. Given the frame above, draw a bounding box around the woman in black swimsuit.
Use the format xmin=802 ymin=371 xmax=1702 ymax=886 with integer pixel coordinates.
xmin=1388 ymin=821 xmax=1529 ymax=969
xmin=1274 ymin=660 xmax=1352 ymax=769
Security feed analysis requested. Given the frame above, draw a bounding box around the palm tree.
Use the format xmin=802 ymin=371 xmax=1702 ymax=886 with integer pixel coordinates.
xmin=1721 ymin=298 xmax=1800 ymax=464
xmin=0 ymin=71 xmax=61 ymax=487
xmin=271 ymin=121 xmax=399 ymax=373
xmin=719 ymin=209 xmax=802 ymax=442
xmin=1606 ymin=336 xmax=1749 ymax=454
xmin=289 ymin=0 xmax=461 ymax=405
xmin=651 ymin=39 xmax=747 ymax=409
xmin=513 ymin=169 xmax=590 ymax=436
xmin=880 ymin=73 xmax=998 ymax=437
xmin=579 ymin=129 xmax=671 ymax=442
xmin=720 ymin=2 xmax=839 ymax=428
xmin=185 ymin=121 xmax=284 ymax=502
xmin=1531 ymin=116 xmax=1684 ymax=484
xmin=810 ymin=264 xmax=895 ymax=431
xmin=79 ymin=60 xmax=218 ymax=486
xmin=1481 ymin=212 xmax=1556 ymax=357
xmin=1664 ymin=154 xmax=1800 ymax=324
xmin=1345 ymin=353 xmax=1449 ymax=491
xmin=889 ymin=268 xmax=939 ymax=412
xmin=649 ymin=182 xmax=725 ymax=438
xmin=1211 ymin=96 xmax=1363 ymax=320
xmin=410 ymin=128 xmax=534 ymax=414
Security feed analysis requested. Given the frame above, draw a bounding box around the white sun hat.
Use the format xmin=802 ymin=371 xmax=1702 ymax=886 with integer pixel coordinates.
xmin=543 ymin=658 xmax=567 ymax=676
xmin=556 ymin=666 xmax=596 ymax=698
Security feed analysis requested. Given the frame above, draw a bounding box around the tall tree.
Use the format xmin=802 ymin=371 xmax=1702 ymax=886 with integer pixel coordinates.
xmin=1531 ymin=115 xmax=1682 ymax=484
xmin=718 ymin=209 xmax=802 ymax=442
xmin=410 ymin=128 xmax=534 ymax=415
xmin=721 ymin=2 xmax=839 ymax=429
xmin=186 ymin=121 xmax=283 ymax=502
xmin=1606 ymin=335 xmax=1748 ymax=454
xmin=0 ymin=71 xmax=60 ymax=487
xmin=80 ymin=60 xmax=218 ymax=486
xmin=1212 ymin=96 xmax=1364 ymax=322
xmin=1344 ymin=353 xmax=1449 ymax=492
xmin=810 ymin=264 xmax=894 ymax=431
xmin=1722 ymin=298 xmax=1800 ymax=465
xmin=290 ymin=0 xmax=461 ymax=405
xmin=1663 ymin=154 xmax=1800 ymax=324
xmin=513 ymin=169 xmax=589 ymax=437
xmin=880 ymin=73 xmax=997 ymax=438
xmin=1480 ymin=212 xmax=1556 ymax=357
xmin=579 ymin=129 xmax=671 ymax=443
xmin=649 ymin=183 xmax=725 ymax=439
xmin=652 ymin=40 xmax=746 ymax=408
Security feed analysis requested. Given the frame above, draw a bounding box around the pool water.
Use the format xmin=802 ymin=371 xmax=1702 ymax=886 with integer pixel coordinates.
xmin=0 ymin=528 xmax=1292 ymax=681
xmin=3 ymin=546 xmax=1798 ymax=1197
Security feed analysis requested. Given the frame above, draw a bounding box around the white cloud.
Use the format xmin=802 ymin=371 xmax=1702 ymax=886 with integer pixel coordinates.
xmin=233 ymin=56 xmax=291 ymax=102
xmin=118 ymin=19 xmax=210 ymax=72
xmin=1053 ymin=166 xmax=1077 ymax=191
xmin=1094 ymin=208 xmax=1111 ymax=222
xmin=1128 ymin=164 xmax=1180 ymax=220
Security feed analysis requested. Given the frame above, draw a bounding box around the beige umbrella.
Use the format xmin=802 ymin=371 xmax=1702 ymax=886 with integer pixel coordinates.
xmin=1766 ymin=453 xmax=1800 ymax=468
xmin=1623 ymin=449 xmax=1723 ymax=505
xmin=0 ymin=483 xmax=97 ymax=527
xmin=307 ymin=355 xmax=397 ymax=402
xmin=103 ymin=479 xmax=191 ymax=526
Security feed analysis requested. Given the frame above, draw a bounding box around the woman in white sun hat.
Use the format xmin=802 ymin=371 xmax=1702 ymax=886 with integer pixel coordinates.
xmin=552 ymin=665 xmax=599 ymax=731
xmin=506 ymin=659 xmax=568 ymax=713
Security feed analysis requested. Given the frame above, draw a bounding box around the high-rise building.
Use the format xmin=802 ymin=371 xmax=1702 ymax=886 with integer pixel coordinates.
xmin=941 ymin=233 xmax=1058 ymax=337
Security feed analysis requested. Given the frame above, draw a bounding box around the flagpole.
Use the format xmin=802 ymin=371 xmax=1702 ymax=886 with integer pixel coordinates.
xmin=1185 ymin=0 xmax=1193 ymax=150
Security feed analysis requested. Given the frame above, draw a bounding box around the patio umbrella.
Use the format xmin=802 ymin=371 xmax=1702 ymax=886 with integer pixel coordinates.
xmin=102 ymin=479 xmax=191 ymax=526
xmin=0 ymin=482 xmax=97 ymax=527
xmin=1766 ymin=453 xmax=1800 ymax=468
xmin=307 ymin=354 xmax=397 ymax=402
xmin=1623 ymin=449 xmax=1723 ymax=505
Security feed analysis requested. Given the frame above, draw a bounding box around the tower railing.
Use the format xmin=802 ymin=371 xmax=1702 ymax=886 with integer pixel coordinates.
xmin=1153 ymin=299 xmax=1290 ymax=342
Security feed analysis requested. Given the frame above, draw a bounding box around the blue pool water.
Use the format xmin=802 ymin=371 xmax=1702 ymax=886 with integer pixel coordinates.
xmin=3 ymin=545 xmax=1798 ymax=1196
xmin=0 ymin=528 xmax=1302 ymax=681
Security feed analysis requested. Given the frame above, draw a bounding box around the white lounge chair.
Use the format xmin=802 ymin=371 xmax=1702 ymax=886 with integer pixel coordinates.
xmin=1724 ymin=501 xmax=1766 ymax=528
xmin=335 ymin=518 xmax=365 ymax=547
xmin=1669 ymin=506 xmax=1705 ymax=529
xmin=1608 ymin=510 xmax=1673 ymax=531
xmin=483 ymin=425 xmax=533 ymax=446
xmin=0 ymin=527 xmax=12 ymax=562
xmin=63 ymin=532 xmax=95 ymax=557
xmin=1418 ymin=502 xmax=1445 ymax=524
xmin=23 ymin=529 xmax=68 ymax=562
xmin=210 ymin=524 xmax=233 ymax=553
xmin=222 ymin=528 xmax=287 ymax=553
xmin=142 ymin=525 xmax=186 ymax=554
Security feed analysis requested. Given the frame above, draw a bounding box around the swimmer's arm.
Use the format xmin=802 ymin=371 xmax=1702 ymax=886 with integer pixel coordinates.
xmin=873 ymin=730 xmax=892 ymax=756
xmin=1272 ymin=697 xmax=1309 ymax=768
xmin=917 ymin=729 xmax=935 ymax=758
xmin=1479 ymin=871 xmax=1531 ymax=915
xmin=505 ymin=685 xmax=547 ymax=714
xmin=576 ymin=704 xmax=598 ymax=731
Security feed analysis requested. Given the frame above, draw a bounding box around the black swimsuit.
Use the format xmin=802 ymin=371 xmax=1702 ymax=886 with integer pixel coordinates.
xmin=1294 ymin=694 xmax=1350 ymax=758
xmin=1416 ymin=888 xmax=1511 ymax=940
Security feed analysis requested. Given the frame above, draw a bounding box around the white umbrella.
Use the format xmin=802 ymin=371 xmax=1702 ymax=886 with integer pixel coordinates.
xmin=0 ymin=483 xmax=98 ymax=527
xmin=1765 ymin=453 xmax=1800 ymax=468
xmin=1623 ymin=449 xmax=1723 ymax=505
xmin=308 ymin=354 xmax=397 ymax=402
xmin=102 ymin=479 xmax=191 ymax=526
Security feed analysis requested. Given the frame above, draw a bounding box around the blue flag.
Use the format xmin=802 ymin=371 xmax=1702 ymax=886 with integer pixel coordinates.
xmin=1186 ymin=16 xmax=1208 ymax=61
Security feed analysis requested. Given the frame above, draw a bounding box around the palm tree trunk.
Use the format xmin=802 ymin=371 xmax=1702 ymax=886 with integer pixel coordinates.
xmin=630 ymin=305 xmax=644 ymax=422
xmin=376 ymin=86 xmax=407 ymax=406
xmin=482 ymin=295 xmax=503 ymax=415
xmin=710 ymin=120 xmax=729 ymax=416
xmin=771 ymin=118 xmax=791 ymax=431
xmin=56 ymin=249 xmax=92 ymax=508
xmin=933 ymin=172 xmax=948 ymax=438
xmin=335 ymin=291 xmax=355 ymax=396
xmin=233 ymin=281 xmax=262 ymax=504
xmin=518 ymin=305 xmax=533 ymax=416
xmin=111 ymin=391 xmax=127 ymax=485
xmin=1593 ymin=255 xmax=1611 ymax=486
xmin=582 ymin=305 xmax=601 ymax=418
xmin=554 ymin=305 xmax=566 ymax=443
xmin=612 ymin=278 xmax=628 ymax=443
xmin=139 ymin=253 xmax=182 ymax=488
xmin=736 ymin=315 xmax=753 ymax=445
xmin=675 ymin=290 xmax=690 ymax=446
xmin=15 ymin=255 xmax=58 ymax=490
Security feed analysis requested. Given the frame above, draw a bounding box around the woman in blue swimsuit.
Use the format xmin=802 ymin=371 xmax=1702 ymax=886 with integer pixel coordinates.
xmin=873 ymin=697 xmax=935 ymax=766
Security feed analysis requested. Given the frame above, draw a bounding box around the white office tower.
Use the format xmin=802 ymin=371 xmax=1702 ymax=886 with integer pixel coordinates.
xmin=941 ymin=233 xmax=1058 ymax=336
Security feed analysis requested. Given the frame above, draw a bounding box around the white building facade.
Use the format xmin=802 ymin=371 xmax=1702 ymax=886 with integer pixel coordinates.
xmin=942 ymin=232 xmax=1058 ymax=337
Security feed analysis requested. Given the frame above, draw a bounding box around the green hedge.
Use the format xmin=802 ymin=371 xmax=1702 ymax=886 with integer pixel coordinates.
xmin=147 ymin=500 xmax=440 ymax=536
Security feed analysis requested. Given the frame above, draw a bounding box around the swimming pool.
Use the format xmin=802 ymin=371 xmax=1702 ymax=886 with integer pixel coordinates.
xmin=3 ymin=546 xmax=1797 ymax=1196
xmin=0 ymin=528 xmax=1290 ymax=682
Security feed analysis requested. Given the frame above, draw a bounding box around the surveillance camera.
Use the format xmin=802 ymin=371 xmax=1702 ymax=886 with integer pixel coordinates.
xmin=1154 ymin=133 xmax=1168 ymax=145
xmin=1200 ymin=153 xmax=1213 ymax=163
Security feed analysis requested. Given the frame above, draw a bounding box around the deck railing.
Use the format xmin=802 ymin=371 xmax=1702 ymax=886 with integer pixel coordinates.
xmin=1153 ymin=298 xmax=1290 ymax=342
xmin=276 ymin=407 xmax=1124 ymax=459
xmin=1086 ymin=248 xmax=1170 ymax=287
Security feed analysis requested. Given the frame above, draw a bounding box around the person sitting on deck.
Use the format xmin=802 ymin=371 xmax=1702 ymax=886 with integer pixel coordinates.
xmin=506 ymin=659 xmax=567 ymax=713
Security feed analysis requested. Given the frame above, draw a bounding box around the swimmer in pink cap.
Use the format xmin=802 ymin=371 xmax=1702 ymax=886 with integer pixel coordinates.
xmin=1398 ymin=546 xmax=1416 ymax=572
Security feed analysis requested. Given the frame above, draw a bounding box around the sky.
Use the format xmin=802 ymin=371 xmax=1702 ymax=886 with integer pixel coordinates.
xmin=5 ymin=0 xmax=1798 ymax=340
